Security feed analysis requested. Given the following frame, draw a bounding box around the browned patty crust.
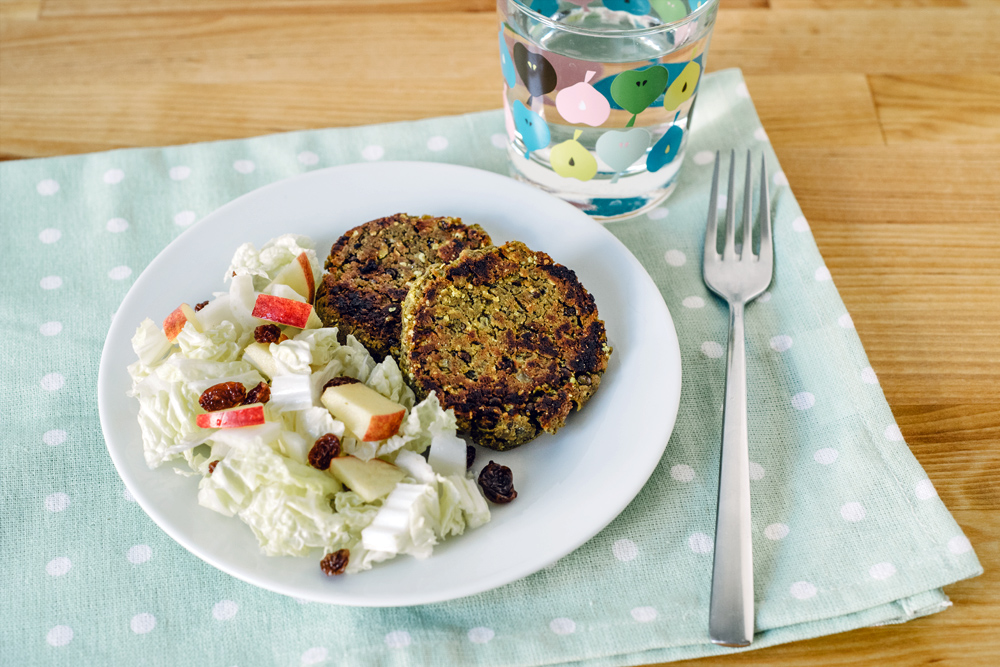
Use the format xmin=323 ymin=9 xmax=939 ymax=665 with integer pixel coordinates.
xmin=314 ymin=213 xmax=492 ymax=361
xmin=400 ymin=241 xmax=611 ymax=450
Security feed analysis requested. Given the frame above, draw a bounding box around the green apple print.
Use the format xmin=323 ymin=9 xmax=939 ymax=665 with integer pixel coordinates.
xmin=610 ymin=66 xmax=669 ymax=127
xmin=650 ymin=0 xmax=687 ymax=22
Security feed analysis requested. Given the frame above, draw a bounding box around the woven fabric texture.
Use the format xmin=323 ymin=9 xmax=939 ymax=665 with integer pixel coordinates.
xmin=0 ymin=69 xmax=981 ymax=667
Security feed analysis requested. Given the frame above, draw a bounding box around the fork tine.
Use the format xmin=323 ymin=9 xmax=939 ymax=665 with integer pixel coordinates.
xmin=722 ymin=150 xmax=737 ymax=260
xmin=703 ymin=151 xmax=721 ymax=263
xmin=741 ymin=150 xmax=753 ymax=260
xmin=757 ymin=154 xmax=772 ymax=267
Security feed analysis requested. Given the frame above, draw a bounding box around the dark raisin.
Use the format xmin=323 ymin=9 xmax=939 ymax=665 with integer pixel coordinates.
xmin=199 ymin=382 xmax=247 ymax=412
xmin=254 ymin=324 xmax=281 ymax=344
xmin=194 ymin=300 xmax=210 ymax=312
xmin=244 ymin=381 xmax=271 ymax=405
xmin=457 ymin=350 xmax=472 ymax=363
xmin=360 ymin=259 xmax=378 ymax=274
xmin=385 ymin=267 xmax=399 ymax=279
xmin=322 ymin=376 xmax=360 ymax=392
xmin=563 ymin=305 xmax=577 ymax=317
xmin=478 ymin=461 xmax=517 ymax=504
xmin=308 ymin=434 xmax=341 ymax=470
xmin=207 ymin=460 xmax=219 ymax=475
xmin=466 ymin=444 xmax=476 ymax=470
xmin=320 ymin=549 xmax=350 ymax=576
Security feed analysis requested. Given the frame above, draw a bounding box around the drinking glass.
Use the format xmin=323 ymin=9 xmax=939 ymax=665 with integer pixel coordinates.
xmin=497 ymin=0 xmax=721 ymax=220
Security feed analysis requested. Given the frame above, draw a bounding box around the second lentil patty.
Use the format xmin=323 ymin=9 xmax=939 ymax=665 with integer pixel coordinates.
xmin=399 ymin=241 xmax=611 ymax=450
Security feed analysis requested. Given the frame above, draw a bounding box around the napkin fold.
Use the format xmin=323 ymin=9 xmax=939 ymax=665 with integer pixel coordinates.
xmin=0 ymin=69 xmax=981 ymax=667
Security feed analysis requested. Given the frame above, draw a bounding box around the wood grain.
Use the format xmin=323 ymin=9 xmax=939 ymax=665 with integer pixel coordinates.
xmin=773 ymin=1 xmax=997 ymax=8
xmin=39 ymin=0 xmax=497 ymax=17
xmin=0 ymin=81 xmax=502 ymax=157
xmin=709 ymin=8 xmax=1000 ymax=74
xmin=870 ymin=74 xmax=1000 ymax=144
xmin=899 ymin=405 xmax=1000 ymax=510
xmin=743 ymin=74 xmax=884 ymax=145
xmin=36 ymin=0 xmax=767 ymax=17
xmin=0 ymin=0 xmax=997 ymax=665
xmin=0 ymin=0 xmax=40 ymax=19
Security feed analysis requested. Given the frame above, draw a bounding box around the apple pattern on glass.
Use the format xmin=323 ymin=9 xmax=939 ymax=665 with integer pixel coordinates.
xmin=502 ymin=3 xmax=706 ymax=187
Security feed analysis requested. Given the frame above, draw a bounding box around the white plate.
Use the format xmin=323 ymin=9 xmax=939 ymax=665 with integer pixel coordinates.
xmin=98 ymin=161 xmax=682 ymax=606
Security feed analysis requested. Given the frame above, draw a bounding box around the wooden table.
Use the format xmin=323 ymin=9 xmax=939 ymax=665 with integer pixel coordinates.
xmin=2 ymin=1 xmax=997 ymax=664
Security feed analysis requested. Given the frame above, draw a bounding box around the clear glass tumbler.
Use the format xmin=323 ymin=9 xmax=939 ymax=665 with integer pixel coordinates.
xmin=498 ymin=0 xmax=721 ymax=220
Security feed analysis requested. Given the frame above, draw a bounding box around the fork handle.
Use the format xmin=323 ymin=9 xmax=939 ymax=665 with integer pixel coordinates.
xmin=709 ymin=301 xmax=755 ymax=647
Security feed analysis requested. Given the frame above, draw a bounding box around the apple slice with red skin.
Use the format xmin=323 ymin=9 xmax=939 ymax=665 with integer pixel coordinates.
xmin=251 ymin=293 xmax=317 ymax=329
xmin=268 ymin=252 xmax=315 ymax=303
xmin=196 ymin=403 xmax=265 ymax=429
xmin=163 ymin=303 xmax=204 ymax=341
xmin=321 ymin=382 xmax=406 ymax=442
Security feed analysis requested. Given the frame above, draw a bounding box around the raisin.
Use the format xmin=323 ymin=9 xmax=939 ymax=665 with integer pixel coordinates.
xmin=478 ymin=461 xmax=517 ymax=504
xmin=322 ymin=376 xmax=360 ymax=392
xmin=320 ymin=549 xmax=350 ymax=576
xmin=466 ymin=444 xmax=476 ymax=470
xmin=244 ymin=381 xmax=271 ymax=405
xmin=194 ymin=300 xmax=209 ymax=312
xmin=207 ymin=460 xmax=219 ymax=475
xmin=254 ymin=324 xmax=281 ymax=344
xmin=360 ymin=259 xmax=378 ymax=274
xmin=457 ymin=350 xmax=472 ymax=363
xmin=308 ymin=434 xmax=341 ymax=470
xmin=199 ymin=382 xmax=247 ymax=412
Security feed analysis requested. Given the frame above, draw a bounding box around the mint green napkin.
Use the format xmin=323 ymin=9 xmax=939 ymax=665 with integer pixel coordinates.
xmin=0 ymin=69 xmax=981 ymax=667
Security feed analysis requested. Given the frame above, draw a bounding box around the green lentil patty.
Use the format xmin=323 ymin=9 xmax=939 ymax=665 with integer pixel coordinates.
xmin=400 ymin=241 xmax=611 ymax=450
xmin=315 ymin=213 xmax=491 ymax=361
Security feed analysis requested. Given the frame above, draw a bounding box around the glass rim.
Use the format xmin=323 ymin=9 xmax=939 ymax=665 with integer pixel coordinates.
xmin=505 ymin=0 xmax=722 ymax=39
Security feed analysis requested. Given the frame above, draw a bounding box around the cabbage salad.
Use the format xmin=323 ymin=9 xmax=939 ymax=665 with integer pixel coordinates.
xmin=126 ymin=234 xmax=489 ymax=574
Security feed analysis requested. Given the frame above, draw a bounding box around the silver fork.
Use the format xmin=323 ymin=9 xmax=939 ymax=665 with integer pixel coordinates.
xmin=703 ymin=150 xmax=773 ymax=647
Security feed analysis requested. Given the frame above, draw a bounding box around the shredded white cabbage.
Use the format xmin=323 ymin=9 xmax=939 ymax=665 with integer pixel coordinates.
xmin=225 ymin=234 xmax=319 ymax=291
xmin=177 ymin=321 xmax=242 ymax=362
xmin=128 ymin=233 xmax=490 ymax=574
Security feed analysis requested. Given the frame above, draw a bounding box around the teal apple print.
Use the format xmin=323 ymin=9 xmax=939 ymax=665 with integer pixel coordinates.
xmin=596 ymin=127 xmax=651 ymax=182
xmin=610 ymin=65 xmax=669 ymax=127
xmin=647 ymin=125 xmax=684 ymax=172
xmin=513 ymin=100 xmax=551 ymax=159
xmin=605 ymin=0 xmax=651 ymax=15
xmin=499 ymin=27 xmax=517 ymax=89
xmin=530 ymin=0 xmax=559 ymax=15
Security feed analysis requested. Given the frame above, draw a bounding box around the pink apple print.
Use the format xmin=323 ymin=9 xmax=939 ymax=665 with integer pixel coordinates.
xmin=555 ymin=71 xmax=611 ymax=127
xmin=565 ymin=0 xmax=595 ymax=11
